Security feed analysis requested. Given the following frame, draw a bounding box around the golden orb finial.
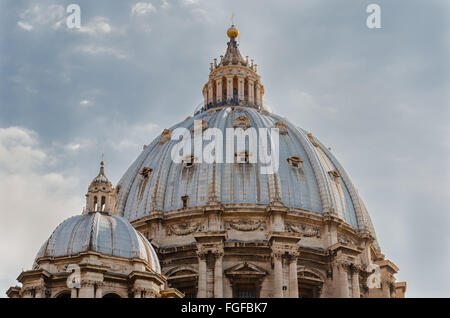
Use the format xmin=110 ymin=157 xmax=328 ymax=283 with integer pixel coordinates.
xmin=227 ymin=12 xmax=239 ymax=38
xmin=227 ymin=25 xmax=239 ymax=38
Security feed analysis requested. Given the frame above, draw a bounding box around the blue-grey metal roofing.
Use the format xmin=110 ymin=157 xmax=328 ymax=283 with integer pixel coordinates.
xmin=34 ymin=211 xmax=161 ymax=273
xmin=116 ymin=106 xmax=377 ymax=241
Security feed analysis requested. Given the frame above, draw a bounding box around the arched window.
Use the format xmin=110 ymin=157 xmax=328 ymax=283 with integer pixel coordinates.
xmin=103 ymin=293 xmax=121 ymax=298
xmin=93 ymin=196 xmax=98 ymax=211
xmin=166 ymin=267 xmax=198 ymax=298
xmin=297 ymin=268 xmax=325 ymax=298
xmin=101 ymin=196 xmax=106 ymax=211
xmin=181 ymin=195 xmax=189 ymax=208
xmin=55 ymin=291 xmax=71 ymax=298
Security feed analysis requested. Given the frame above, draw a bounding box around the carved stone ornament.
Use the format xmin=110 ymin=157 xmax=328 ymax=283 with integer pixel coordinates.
xmin=274 ymin=121 xmax=288 ymax=135
xmin=233 ymin=116 xmax=251 ymax=130
xmin=196 ymin=245 xmax=209 ymax=259
xmin=307 ymin=133 xmax=319 ymax=147
xmin=333 ymin=257 xmax=354 ymax=271
xmin=167 ymin=222 xmax=202 ymax=236
xmin=159 ymin=129 xmax=172 ymax=144
xmin=338 ymin=234 xmax=357 ymax=246
xmin=212 ymin=246 xmax=225 ymax=258
xmin=80 ymin=280 xmax=98 ymax=288
xmin=225 ymin=219 xmax=266 ymax=231
xmin=285 ymin=223 xmax=321 ymax=238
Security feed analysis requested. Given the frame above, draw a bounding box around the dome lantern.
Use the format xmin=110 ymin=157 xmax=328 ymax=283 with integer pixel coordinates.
xmin=197 ymin=22 xmax=264 ymax=115
xmin=85 ymin=160 xmax=116 ymax=214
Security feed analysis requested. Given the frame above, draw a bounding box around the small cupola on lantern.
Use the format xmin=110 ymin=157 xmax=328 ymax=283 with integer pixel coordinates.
xmin=85 ymin=160 xmax=116 ymax=214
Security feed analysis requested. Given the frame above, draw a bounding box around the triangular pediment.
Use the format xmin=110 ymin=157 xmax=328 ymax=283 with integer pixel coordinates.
xmin=225 ymin=262 xmax=267 ymax=277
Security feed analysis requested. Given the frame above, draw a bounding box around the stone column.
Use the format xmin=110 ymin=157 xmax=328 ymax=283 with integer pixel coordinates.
xmin=143 ymin=288 xmax=156 ymax=298
xmin=272 ymin=250 xmax=283 ymax=298
xmin=22 ymin=288 xmax=33 ymax=298
xmin=95 ymin=282 xmax=103 ymax=298
xmin=215 ymin=79 xmax=222 ymax=103
xmin=248 ymin=79 xmax=254 ymax=104
xmin=203 ymin=87 xmax=207 ymax=106
xmin=214 ymin=248 xmax=224 ymax=298
xmin=71 ymin=288 xmax=78 ymax=298
xmin=381 ymin=275 xmax=393 ymax=298
xmin=78 ymin=281 xmax=95 ymax=298
xmin=351 ymin=269 xmax=360 ymax=298
xmin=288 ymin=251 xmax=299 ymax=298
xmin=133 ymin=288 xmax=142 ymax=298
xmin=338 ymin=265 xmax=350 ymax=298
xmin=237 ymin=76 xmax=245 ymax=102
xmin=34 ymin=286 xmax=45 ymax=298
xmin=255 ymin=83 xmax=261 ymax=106
xmin=207 ymin=82 xmax=213 ymax=104
xmin=226 ymin=76 xmax=233 ymax=101
xmin=197 ymin=248 xmax=208 ymax=298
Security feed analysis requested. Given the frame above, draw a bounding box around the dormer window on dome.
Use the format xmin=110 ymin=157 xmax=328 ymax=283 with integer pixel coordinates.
xmin=274 ymin=121 xmax=288 ymax=135
xmin=182 ymin=155 xmax=196 ymax=168
xmin=328 ymin=170 xmax=341 ymax=178
xmin=160 ymin=129 xmax=172 ymax=144
xmin=139 ymin=167 xmax=153 ymax=178
xmin=234 ymin=116 xmax=251 ymax=130
xmin=235 ymin=151 xmax=250 ymax=164
xmin=287 ymin=156 xmax=304 ymax=169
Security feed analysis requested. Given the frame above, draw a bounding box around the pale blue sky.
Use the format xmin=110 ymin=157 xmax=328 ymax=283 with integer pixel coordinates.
xmin=0 ymin=0 xmax=449 ymax=297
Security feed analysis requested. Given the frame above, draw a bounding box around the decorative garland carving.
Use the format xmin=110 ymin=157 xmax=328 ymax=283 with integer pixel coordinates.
xmin=285 ymin=223 xmax=321 ymax=238
xmin=338 ymin=234 xmax=357 ymax=246
xmin=167 ymin=222 xmax=202 ymax=236
xmin=225 ymin=219 xmax=266 ymax=232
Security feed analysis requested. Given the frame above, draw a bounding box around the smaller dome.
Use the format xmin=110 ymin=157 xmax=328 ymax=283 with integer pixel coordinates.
xmin=227 ymin=25 xmax=239 ymax=38
xmin=34 ymin=211 xmax=161 ymax=273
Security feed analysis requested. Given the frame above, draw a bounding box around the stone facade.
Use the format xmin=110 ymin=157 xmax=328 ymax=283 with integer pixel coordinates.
xmin=132 ymin=200 xmax=405 ymax=298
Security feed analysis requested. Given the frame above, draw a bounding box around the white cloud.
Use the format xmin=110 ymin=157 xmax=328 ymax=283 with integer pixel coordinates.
xmin=0 ymin=127 xmax=82 ymax=296
xmin=17 ymin=21 xmax=33 ymax=31
xmin=285 ymin=90 xmax=336 ymax=117
xmin=190 ymin=8 xmax=211 ymax=24
xmin=161 ymin=0 xmax=171 ymax=10
xmin=75 ymin=45 xmax=129 ymax=60
xmin=0 ymin=127 xmax=46 ymax=172
xmin=78 ymin=16 xmax=112 ymax=35
xmin=181 ymin=0 xmax=200 ymax=6
xmin=110 ymin=122 xmax=160 ymax=151
xmin=131 ymin=2 xmax=157 ymax=16
xmin=80 ymin=99 xmax=94 ymax=107
xmin=17 ymin=4 xmax=65 ymax=31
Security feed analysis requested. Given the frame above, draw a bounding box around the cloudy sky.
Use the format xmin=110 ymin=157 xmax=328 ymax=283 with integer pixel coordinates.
xmin=0 ymin=0 xmax=449 ymax=297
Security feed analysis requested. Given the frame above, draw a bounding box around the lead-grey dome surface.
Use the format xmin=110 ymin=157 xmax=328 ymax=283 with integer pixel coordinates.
xmin=116 ymin=107 xmax=377 ymax=240
xmin=34 ymin=211 xmax=161 ymax=273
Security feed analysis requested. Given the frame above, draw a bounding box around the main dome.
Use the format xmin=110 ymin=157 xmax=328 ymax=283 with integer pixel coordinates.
xmin=115 ymin=107 xmax=377 ymax=242
xmin=34 ymin=211 xmax=161 ymax=273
